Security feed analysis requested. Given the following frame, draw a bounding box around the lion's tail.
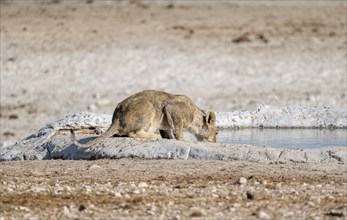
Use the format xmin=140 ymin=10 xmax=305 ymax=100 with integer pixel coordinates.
xmin=70 ymin=125 xmax=119 ymax=148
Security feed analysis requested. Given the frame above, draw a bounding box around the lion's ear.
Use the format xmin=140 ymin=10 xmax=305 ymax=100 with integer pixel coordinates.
xmin=207 ymin=112 xmax=216 ymax=126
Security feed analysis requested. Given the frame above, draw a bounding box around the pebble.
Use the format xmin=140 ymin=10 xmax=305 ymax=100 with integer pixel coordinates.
xmin=325 ymin=209 xmax=344 ymax=217
xmin=306 ymin=201 xmax=315 ymax=207
xmin=246 ymin=191 xmax=255 ymax=200
xmin=65 ymin=186 xmax=72 ymax=193
xmin=235 ymin=177 xmax=247 ymax=185
xmin=259 ymin=211 xmax=271 ymax=219
xmin=84 ymin=185 xmax=92 ymax=193
xmin=114 ymin=192 xmax=122 ymax=197
xmin=78 ymin=204 xmax=87 ymax=212
xmin=189 ymin=207 xmax=206 ymax=217
xmin=89 ymin=165 xmax=102 ymax=170
xmin=30 ymin=171 xmax=45 ymax=177
xmin=30 ymin=185 xmax=47 ymax=193
xmin=212 ymin=194 xmax=219 ymax=198
xmin=63 ymin=206 xmax=70 ymax=216
xmin=19 ymin=206 xmax=30 ymax=212
xmin=138 ymin=182 xmax=148 ymax=188
xmin=54 ymin=184 xmax=64 ymax=194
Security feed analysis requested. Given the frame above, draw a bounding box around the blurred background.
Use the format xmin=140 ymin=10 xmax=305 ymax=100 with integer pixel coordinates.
xmin=1 ymin=0 xmax=346 ymax=143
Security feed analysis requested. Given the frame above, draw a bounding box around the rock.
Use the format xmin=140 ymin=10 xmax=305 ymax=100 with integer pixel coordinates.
xmin=78 ymin=204 xmax=87 ymax=212
xmin=30 ymin=171 xmax=45 ymax=177
xmin=212 ymin=194 xmax=219 ymax=198
xmin=138 ymin=182 xmax=149 ymax=188
xmin=306 ymin=201 xmax=315 ymax=207
xmin=235 ymin=177 xmax=247 ymax=185
xmin=89 ymin=165 xmax=102 ymax=170
xmin=114 ymin=192 xmax=122 ymax=197
xmin=54 ymin=184 xmax=64 ymax=195
xmin=19 ymin=206 xmax=30 ymax=212
xmin=189 ymin=207 xmax=206 ymax=217
xmin=30 ymin=185 xmax=47 ymax=193
xmin=232 ymin=33 xmax=251 ymax=43
xmin=259 ymin=211 xmax=271 ymax=219
xmin=63 ymin=206 xmax=70 ymax=217
xmin=325 ymin=209 xmax=344 ymax=217
xmin=246 ymin=191 xmax=254 ymax=199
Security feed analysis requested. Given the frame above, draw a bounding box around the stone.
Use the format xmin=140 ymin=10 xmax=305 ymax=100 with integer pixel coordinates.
xmin=235 ymin=177 xmax=247 ymax=185
xmin=325 ymin=209 xmax=344 ymax=217
xmin=189 ymin=207 xmax=206 ymax=217
xmin=259 ymin=211 xmax=271 ymax=219
xmin=114 ymin=192 xmax=122 ymax=197
xmin=30 ymin=171 xmax=45 ymax=177
xmin=63 ymin=206 xmax=70 ymax=217
xmin=89 ymin=165 xmax=103 ymax=170
xmin=138 ymin=182 xmax=149 ymax=188
xmin=19 ymin=206 xmax=30 ymax=212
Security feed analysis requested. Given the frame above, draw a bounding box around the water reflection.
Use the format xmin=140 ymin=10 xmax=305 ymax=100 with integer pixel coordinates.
xmin=184 ymin=129 xmax=346 ymax=148
xmin=215 ymin=129 xmax=347 ymax=148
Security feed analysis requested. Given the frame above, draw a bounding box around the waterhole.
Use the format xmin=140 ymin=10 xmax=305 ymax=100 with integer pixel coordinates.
xmin=187 ymin=129 xmax=347 ymax=148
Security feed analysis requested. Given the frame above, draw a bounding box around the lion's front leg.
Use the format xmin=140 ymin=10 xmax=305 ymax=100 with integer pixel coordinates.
xmin=173 ymin=127 xmax=184 ymax=141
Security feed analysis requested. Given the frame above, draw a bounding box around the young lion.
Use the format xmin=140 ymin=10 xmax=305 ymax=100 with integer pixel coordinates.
xmin=71 ymin=90 xmax=217 ymax=148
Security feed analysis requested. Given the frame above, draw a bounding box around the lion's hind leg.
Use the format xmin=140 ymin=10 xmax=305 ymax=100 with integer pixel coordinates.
xmin=159 ymin=130 xmax=174 ymax=139
xmin=128 ymin=130 xmax=161 ymax=139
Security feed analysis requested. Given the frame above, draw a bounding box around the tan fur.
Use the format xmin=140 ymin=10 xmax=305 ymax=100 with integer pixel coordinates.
xmin=71 ymin=90 xmax=217 ymax=147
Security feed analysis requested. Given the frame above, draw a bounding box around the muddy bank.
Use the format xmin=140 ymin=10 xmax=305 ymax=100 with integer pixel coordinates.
xmin=1 ymin=107 xmax=346 ymax=162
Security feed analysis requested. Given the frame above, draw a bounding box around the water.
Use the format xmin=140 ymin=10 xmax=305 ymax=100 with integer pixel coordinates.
xmin=215 ymin=129 xmax=347 ymax=148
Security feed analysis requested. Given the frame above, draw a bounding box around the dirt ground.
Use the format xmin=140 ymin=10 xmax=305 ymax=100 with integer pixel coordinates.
xmin=0 ymin=1 xmax=347 ymax=219
xmin=1 ymin=0 xmax=346 ymax=143
xmin=1 ymin=159 xmax=346 ymax=219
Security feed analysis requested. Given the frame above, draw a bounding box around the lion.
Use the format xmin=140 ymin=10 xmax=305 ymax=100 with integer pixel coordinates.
xmin=71 ymin=90 xmax=217 ymax=148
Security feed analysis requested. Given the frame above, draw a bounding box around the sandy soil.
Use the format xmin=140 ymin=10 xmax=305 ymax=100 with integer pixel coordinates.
xmin=0 ymin=1 xmax=346 ymax=219
xmin=1 ymin=0 xmax=346 ymax=143
xmin=1 ymin=159 xmax=346 ymax=219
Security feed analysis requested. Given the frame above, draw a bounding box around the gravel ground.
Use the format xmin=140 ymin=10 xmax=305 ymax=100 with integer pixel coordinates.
xmin=1 ymin=0 xmax=346 ymax=143
xmin=1 ymin=159 xmax=346 ymax=219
